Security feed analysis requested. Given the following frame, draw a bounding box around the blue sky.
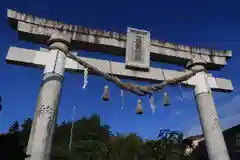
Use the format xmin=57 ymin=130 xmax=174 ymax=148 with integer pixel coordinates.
xmin=0 ymin=0 xmax=240 ymax=139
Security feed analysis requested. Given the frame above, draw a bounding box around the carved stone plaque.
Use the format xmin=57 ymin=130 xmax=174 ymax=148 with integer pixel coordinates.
xmin=125 ymin=27 xmax=150 ymax=71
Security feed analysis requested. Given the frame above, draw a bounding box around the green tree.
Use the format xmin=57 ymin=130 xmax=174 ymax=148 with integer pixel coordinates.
xmin=0 ymin=114 xmax=201 ymax=160
xmin=20 ymin=118 xmax=32 ymax=147
xmin=138 ymin=129 xmax=188 ymax=160
xmin=51 ymin=114 xmax=113 ymax=160
xmin=8 ymin=121 xmax=20 ymax=134
xmin=121 ymin=133 xmax=143 ymax=160
xmin=0 ymin=121 xmax=29 ymax=160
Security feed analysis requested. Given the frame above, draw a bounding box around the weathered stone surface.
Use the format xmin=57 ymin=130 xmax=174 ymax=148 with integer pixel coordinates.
xmin=7 ymin=9 xmax=232 ymax=56
xmin=7 ymin=9 xmax=232 ymax=70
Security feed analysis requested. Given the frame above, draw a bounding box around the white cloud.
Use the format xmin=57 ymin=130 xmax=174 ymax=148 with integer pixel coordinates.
xmin=186 ymin=94 xmax=240 ymax=137
xmin=218 ymin=95 xmax=240 ymax=119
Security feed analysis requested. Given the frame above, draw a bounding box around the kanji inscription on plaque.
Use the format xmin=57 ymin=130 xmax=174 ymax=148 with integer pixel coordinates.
xmin=125 ymin=27 xmax=150 ymax=70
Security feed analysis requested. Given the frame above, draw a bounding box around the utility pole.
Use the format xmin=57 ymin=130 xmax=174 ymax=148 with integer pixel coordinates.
xmin=0 ymin=96 xmax=2 ymax=112
xmin=69 ymin=105 xmax=76 ymax=151
xmin=0 ymin=96 xmax=2 ymax=132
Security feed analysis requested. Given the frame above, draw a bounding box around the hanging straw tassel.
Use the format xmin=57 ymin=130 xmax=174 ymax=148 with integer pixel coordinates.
xmin=102 ymin=85 xmax=110 ymax=101
xmin=163 ymin=92 xmax=170 ymax=106
xmin=136 ymin=99 xmax=143 ymax=115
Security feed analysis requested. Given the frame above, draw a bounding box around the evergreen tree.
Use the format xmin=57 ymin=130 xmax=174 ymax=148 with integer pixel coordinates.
xmin=0 ymin=114 xmax=201 ymax=160
xmin=8 ymin=121 xmax=20 ymax=134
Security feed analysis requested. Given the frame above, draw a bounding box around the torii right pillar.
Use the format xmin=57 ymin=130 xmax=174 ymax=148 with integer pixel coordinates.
xmin=186 ymin=59 xmax=230 ymax=160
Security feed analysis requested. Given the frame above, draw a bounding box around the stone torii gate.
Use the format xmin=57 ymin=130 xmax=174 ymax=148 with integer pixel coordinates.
xmin=6 ymin=9 xmax=233 ymax=160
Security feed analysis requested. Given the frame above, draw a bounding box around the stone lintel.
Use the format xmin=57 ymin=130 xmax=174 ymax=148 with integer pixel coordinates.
xmin=7 ymin=9 xmax=232 ymax=70
xmin=6 ymin=46 xmax=234 ymax=92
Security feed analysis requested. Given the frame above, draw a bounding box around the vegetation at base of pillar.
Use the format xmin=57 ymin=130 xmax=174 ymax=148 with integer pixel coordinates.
xmin=0 ymin=115 xmax=198 ymax=160
xmin=0 ymin=119 xmax=31 ymax=160
xmin=1 ymin=114 xmax=239 ymax=160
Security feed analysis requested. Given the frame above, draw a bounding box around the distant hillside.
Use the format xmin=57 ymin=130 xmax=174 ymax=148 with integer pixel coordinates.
xmin=191 ymin=124 xmax=240 ymax=160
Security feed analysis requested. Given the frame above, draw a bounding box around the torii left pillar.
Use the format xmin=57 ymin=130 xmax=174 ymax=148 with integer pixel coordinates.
xmin=26 ymin=31 xmax=71 ymax=160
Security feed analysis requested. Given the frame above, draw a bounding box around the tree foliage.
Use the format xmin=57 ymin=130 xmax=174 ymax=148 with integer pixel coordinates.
xmin=0 ymin=115 xmax=195 ymax=160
